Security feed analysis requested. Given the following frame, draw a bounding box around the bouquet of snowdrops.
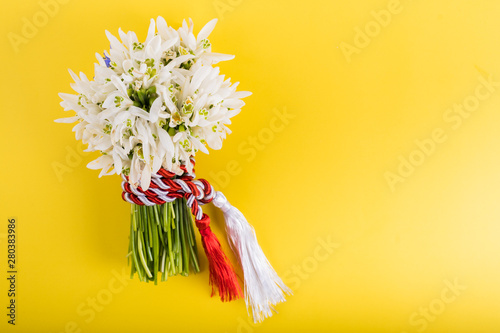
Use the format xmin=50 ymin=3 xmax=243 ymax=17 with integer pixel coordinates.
xmin=57 ymin=17 xmax=290 ymax=322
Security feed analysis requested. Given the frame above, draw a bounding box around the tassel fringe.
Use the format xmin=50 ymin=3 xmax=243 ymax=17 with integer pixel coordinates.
xmin=213 ymin=192 xmax=292 ymax=323
xmin=196 ymin=215 xmax=243 ymax=302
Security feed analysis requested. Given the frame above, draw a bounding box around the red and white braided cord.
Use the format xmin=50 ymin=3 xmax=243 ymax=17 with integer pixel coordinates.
xmin=121 ymin=164 xmax=214 ymax=223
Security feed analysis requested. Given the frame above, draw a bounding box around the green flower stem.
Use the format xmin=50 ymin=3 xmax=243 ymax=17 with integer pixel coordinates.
xmin=128 ymin=198 xmax=200 ymax=282
xmin=174 ymin=200 xmax=181 ymax=270
xmin=166 ymin=202 xmax=175 ymax=275
xmin=138 ymin=230 xmax=153 ymax=278
xmin=179 ymin=198 xmax=187 ymax=276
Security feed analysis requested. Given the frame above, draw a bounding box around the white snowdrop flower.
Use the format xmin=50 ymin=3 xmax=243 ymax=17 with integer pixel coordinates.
xmin=56 ymin=17 xmax=251 ymax=190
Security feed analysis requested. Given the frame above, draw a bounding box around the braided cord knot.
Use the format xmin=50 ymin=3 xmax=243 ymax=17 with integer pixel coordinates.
xmin=121 ymin=163 xmax=215 ymax=223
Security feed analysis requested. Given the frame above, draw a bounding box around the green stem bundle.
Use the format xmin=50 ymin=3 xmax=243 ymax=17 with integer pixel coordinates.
xmin=128 ymin=198 xmax=200 ymax=284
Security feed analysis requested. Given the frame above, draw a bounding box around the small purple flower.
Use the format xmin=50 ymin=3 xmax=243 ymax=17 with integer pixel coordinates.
xmin=103 ymin=54 xmax=111 ymax=68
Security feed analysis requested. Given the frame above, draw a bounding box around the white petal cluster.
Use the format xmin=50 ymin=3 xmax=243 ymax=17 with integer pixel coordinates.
xmin=57 ymin=17 xmax=251 ymax=189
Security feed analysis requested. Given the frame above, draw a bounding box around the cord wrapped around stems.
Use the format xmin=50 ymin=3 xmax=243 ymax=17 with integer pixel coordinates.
xmin=122 ymin=162 xmax=242 ymax=301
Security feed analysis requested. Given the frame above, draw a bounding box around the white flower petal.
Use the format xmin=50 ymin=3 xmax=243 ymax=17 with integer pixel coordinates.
xmin=191 ymin=136 xmax=209 ymax=154
xmin=140 ymin=165 xmax=151 ymax=190
xmin=149 ymin=96 xmax=162 ymax=123
xmin=156 ymin=16 xmax=169 ymax=40
xmin=105 ymin=30 xmax=127 ymax=53
xmin=129 ymin=106 xmax=150 ymax=119
xmin=87 ymin=155 xmax=113 ymax=170
xmin=197 ymin=19 xmax=217 ymax=43
xmin=157 ymin=127 xmax=174 ymax=152
xmin=146 ymin=35 xmax=162 ymax=60
xmin=161 ymin=37 xmax=178 ymax=51
xmin=201 ymin=52 xmax=235 ymax=63
xmin=55 ymin=116 xmax=79 ymax=123
xmin=111 ymin=75 xmax=128 ymax=96
xmin=231 ymin=91 xmax=252 ymax=99
xmin=145 ymin=18 xmax=156 ymax=45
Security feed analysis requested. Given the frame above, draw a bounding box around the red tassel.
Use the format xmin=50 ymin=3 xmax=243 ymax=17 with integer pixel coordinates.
xmin=196 ymin=214 xmax=243 ymax=302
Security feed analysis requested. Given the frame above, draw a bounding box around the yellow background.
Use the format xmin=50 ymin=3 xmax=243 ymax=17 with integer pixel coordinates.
xmin=2 ymin=0 xmax=500 ymax=332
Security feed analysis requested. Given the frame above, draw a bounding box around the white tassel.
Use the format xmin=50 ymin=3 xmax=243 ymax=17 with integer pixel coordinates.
xmin=213 ymin=191 xmax=292 ymax=323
